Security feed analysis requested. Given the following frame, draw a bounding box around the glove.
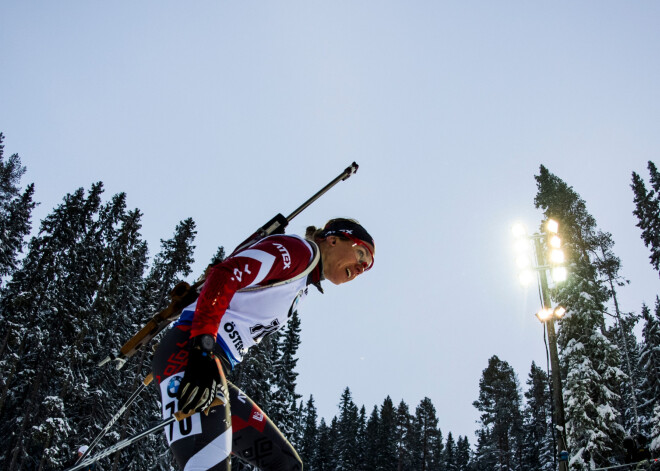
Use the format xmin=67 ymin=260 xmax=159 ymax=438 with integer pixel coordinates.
xmin=177 ymin=334 xmax=222 ymax=414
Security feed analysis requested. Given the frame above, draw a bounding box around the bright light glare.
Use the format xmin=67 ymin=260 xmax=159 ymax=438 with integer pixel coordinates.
xmin=514 ymin=239 xmax=531 ymax=253
xmin=554 ymin=307 xmax=566 ymax=318
xmin=547 ymin=219 xmax=559 ymax=233
xmin=550 ymin=249 xmax=565 ymax=264
xmin=516 ymin=255 xmax=531 ymax=269
xmin=552 ymin=266 xmax=568 ymax=282
xmin=536 ymin=308 xmax=553 ymax=321
xmin=519 ymin=270 xmax=535 ymax=286
xmin=512 ymin=223 xmax=527 ymax=238
xmin=550 ymin=235 xmax=561 ymax=248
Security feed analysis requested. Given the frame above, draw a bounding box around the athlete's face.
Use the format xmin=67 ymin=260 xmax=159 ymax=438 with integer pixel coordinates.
xmin=320 ymin=235 xmax=374 ymax=285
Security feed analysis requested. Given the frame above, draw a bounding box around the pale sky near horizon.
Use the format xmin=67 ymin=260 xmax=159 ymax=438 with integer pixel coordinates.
xmin=2 ymin=1 xmax=660 ymax=443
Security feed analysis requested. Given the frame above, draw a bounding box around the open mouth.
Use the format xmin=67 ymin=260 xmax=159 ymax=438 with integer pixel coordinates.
xmin=346 ymin=268 xmax=352 ymax=278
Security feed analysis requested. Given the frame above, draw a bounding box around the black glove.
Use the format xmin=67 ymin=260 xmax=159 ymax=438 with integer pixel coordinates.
xmin=177 ymin=334 xmax=222 ymax=414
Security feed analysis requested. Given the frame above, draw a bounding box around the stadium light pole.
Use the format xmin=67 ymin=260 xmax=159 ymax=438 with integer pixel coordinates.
xmin=513 ymin=219 xmax=569 ymax=471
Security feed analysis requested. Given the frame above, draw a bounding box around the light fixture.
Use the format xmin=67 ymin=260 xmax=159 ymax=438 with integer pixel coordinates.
xmin=550 ymin=249 xmax=565 ymax=264
xmin=516 ymin=255 xmax=531 ymax=269
xmin=512 ymin=223 xmax=527 ymax=238
xmin=554 ymin=307 xmax=566 ymax=318
xmin=536 ymin=308 xmax=553 ymax=322
xmin=547 ymin=219 xmax=559 ymax=233
xmin=550 ymin=235 xmax=561 ymax=248
xmin=519 ymin=270 xmax=535 ymax=286
xmin=552 ymin=267 xmax=568 ymax=282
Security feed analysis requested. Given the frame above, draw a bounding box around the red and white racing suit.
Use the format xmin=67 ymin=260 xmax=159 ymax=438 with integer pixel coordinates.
xmin=152 ymin=234 xmax=320 ymax=471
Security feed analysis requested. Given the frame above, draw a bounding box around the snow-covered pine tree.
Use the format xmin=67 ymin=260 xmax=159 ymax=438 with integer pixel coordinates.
xmin=472 ymin=355 xmax=524 ymax=471
xmin=444 ymin=432 xmax=457 ymax=471
xmin=522 ymin=362 xmax=555 ymax=471
xmin=650 ymin=403 xmax=660 ymax=453
xmin=639 ymin=299 xmax=660 ymax=436
xmin=112 ymin=218 xmax=197 ymax=471
xmin=412 ymin=397 xmax=440 ymax=471
xmin=431 ymin=427 xmax=444 ymax=471
xmin=60 ymin=193 xmax=150 ymax=471
xmin=535 ymin=165 xmax=627 ymax=470
xmin=0 ymin=183 xmax=108 ymax=471
xmin=376 ymin=396 xmax=398 ymax=471
xmin=455 ymin=436 xmax=472 ymax=471
xmin=335 ymin=387 xmax=361 ymax=471
xmin=355 ymin=405 xmax=367 ymax=471
xmin=632 ymin=162 xmax=660 ymax=276
xmin=311 ymin=417 xmax=333 ymax=471
xmin=394 ymin=400 xmax=413 ymax=471
xmin=472 ymin=428 xmax=498 ymax=471
xmin=363 ymin=405 xmax=381 ymax=471
xmin=592 ymin=223 xmax=643 ymax=435
xmin=270 ymin=309 xmax=303 ymax=440
xmin=298 ymin=395 xmax=318 ymax=468
xmin=0 ymin=133 xmax=36 ymax=286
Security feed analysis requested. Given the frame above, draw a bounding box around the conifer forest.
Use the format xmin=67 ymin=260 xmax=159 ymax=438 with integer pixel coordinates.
xmin=1 ymin=132 xmax=660 ymax=471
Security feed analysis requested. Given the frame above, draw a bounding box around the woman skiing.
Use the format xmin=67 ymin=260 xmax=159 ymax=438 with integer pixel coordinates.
xmin=152 ymin=218 xmax=375 ymax=471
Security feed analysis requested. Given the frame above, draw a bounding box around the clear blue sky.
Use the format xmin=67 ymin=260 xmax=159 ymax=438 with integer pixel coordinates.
xmin=2 ymin=1 xmax=659 ymax=441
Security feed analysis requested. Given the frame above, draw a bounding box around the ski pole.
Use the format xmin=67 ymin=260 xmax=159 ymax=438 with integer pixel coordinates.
xmin=99 ymin=162 xmax=360 ymax=370
xmin=64 ymin=396 xmax=225 ymax=471
xmin=75 ymin=373 xmax=154 ymax=464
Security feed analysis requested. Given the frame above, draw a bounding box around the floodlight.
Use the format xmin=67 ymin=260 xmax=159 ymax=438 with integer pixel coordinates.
xmin=552 ymin=267 xmax=568 ymax=282
xmin=514 ymin=239 xmax=531 ymax=253
xmin=516 ymin=255 xmax=531 ymax=269
xmin=512 ymin=223 xmax=527 ymax=238
xmin=519 ymin=270 xmax=535 ymax=286
xmin=550 ymin=235 xmax=561 ymax=248
xmin=550 ymin=249 xmax=565 ymax=264
xmin=547 ymin=219 xmax=559 ymax=233
xmin=536 ymin=308 xmax=553 ymax=322
xmin=554 ymin=307 xmax=566 ymax=318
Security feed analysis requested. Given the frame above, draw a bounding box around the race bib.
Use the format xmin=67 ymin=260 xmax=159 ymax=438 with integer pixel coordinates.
xmin=160 ymin=373 xmax=202 ymax=444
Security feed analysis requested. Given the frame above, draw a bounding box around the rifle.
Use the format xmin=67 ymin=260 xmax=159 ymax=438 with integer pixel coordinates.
xmin=99 ymin=162 xmax=359 ymax=370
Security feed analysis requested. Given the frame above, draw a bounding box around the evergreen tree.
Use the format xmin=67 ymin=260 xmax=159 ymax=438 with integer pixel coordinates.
xmin=413 ymin=397 xmax=440 ymax=471
xmin=535 ymin=165 xmax=626 ymax=469
xmin=444 ymin=432 xmax=457 ymax=471
xmin=313 ymin=418 xmax=334 ymax=471
xmin=394 ymin=400 xmax=413 ymax=471
xmin=299 ymin=395 xmax=318 ymax=468
xmin=521 ymin=362 xmax=554 ymax=471
xmin=335 ymin=387 xmax=361 ymax=471
xmin=113 ymin=217 xmax=197 ymax=471
xmin=472 ymin=355 xmax=524 ymax=471
xmin=376 ymin=396 xmax=397 ymax=471
xmin=363 ymin=405 xmax=381 ymax=471
xmin=0 ymin=183 xmax=105 ymax=471
xmin=650 ymin=403 xmax=660 ymax=453
xmin=270 ymin=309 xmax=303 ymax=439
xmin=456 ymin=436 xmax=472 ymax=471
xmin=472 ymin=428 xmax=498 ymax=471
xmin=356 ymin=405 xmax=368 ymax=471
xmin=631 ymin=162 xmax=660 ymax=276
xmin=0 ymin=133 xmax=37 ymax=286
xmin=639 ymin=300 xmax=660 ymax=435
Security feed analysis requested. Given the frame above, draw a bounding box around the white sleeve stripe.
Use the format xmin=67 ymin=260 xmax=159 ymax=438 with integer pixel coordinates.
xmin=232 ymin=249 xmax=276 ymax=286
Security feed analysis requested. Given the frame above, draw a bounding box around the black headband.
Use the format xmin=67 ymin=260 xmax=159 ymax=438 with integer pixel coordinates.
xmin=320 ymin=219 xmax=375 ymax=249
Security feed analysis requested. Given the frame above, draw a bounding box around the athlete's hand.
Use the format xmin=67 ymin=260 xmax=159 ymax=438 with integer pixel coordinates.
xmin=177 ymin=334 xmax=222 ymax=414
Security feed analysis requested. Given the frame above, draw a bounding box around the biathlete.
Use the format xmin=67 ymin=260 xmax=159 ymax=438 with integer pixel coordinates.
xmin=152 ymin=218 xmax=375 ymax=470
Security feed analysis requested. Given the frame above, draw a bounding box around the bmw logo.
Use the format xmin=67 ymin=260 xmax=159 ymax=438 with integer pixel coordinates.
xmin=167 ymin=376 xmax=181 ymax=397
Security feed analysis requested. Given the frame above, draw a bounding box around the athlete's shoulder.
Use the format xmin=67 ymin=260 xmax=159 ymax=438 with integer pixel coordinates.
xmin=242 ymin=235 xmax=315 ymax=282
